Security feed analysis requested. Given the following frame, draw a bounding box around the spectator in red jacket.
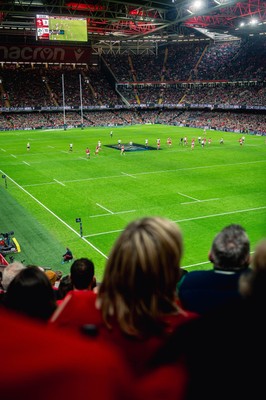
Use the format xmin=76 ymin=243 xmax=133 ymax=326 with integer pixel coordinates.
xmin=50 ymin=217 xmax=197 ymax=376
xmin=0 ymin=307 xmax=133 ymax=400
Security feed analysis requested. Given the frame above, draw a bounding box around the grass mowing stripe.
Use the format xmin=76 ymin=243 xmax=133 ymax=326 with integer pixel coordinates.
xmin=0 ymin=185 xmax=65 ymax=269
xmin=0 ymin=169 xmax=108 ymax=260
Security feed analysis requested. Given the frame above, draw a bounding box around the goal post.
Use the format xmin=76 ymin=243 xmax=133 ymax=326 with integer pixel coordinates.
xmin=61 ymin=73 xmax=84 ymax=130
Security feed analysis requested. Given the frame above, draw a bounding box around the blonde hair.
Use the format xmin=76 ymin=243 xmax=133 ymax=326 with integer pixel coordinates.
xmin=98 ymin=217 xmax=183 ymax=337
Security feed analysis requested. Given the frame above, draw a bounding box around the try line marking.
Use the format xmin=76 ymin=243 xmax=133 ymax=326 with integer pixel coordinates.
xmin=0 ymin=169 xmax=108 ymax=260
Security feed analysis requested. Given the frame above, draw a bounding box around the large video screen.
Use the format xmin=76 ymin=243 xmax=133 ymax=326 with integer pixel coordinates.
xmin=36 ymin=15 xmax=88 ymax=42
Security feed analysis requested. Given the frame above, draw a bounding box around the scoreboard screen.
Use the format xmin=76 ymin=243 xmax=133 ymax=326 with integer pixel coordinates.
xmin=36 ymin=15 xmax=88 ymax=42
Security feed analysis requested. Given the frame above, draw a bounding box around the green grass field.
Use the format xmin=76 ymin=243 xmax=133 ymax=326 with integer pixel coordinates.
xmin=0 ymin=124 xmax=265 ymax=281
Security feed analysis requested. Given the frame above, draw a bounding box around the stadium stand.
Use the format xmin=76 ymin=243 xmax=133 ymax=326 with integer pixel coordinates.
xmin=0 ymin=38 xmax=265 ymax=134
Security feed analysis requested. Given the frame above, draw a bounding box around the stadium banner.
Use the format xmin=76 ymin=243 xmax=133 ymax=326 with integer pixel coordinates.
xmin=0 ymin=104 xmax=265 ymax=113
xmin=0 ymin=44 xmax=91 ymax=63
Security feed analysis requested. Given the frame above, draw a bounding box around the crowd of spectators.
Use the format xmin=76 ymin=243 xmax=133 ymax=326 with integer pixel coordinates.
xmin=1 ymin=37 xmax=265 ymax=111
xmin=0 ymin=109 xmax=265 ymax=134
xmin=0 ymin=38 xmax=265 ymax=133
xmin=104 ymin=38 xmax=265 ymax=84
xmin=1 ymin=217 xmax=266 ymax=399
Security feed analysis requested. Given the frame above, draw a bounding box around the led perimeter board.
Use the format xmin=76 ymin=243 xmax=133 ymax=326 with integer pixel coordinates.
xmin=36 ymin=15 xmax=88 ymax=42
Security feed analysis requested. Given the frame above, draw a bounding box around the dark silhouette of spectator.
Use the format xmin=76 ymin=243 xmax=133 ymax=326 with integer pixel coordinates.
xmin=250 ymin=238 xmax=266 ymax=272
xmin=139 ymin=237 xmax=266 ymax=400
xmin=3 ymin=266 xmax=57 ymax=322
xmin=50 ymin=217 xmax=197 ymax=376
xmin=57 ymin=274 xmax=73 ymax=303
xmin=176 ymin=268 xmax=188 ymax=291
xmin=54 ymin=269 xmax=63 ymax=288
xmin=239 ymin=237 xmax=266 ymax=298
xmin=178 ymin=223 xmax=250 ymax=314
xmin=70 ymin=257 xmax=96 ymax=290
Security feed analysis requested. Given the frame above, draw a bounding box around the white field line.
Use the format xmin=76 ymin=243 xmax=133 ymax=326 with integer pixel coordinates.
xmin=90 ymin=209 xmax=136 ymax=218
xmin=23 ymin=182 xmax=58 ymax=187
xmin=53 ymin=178 xmax=65 ymax=187
xmin=79 ymin=157 xmax=88 ymax=161
xmin=84 ymin=206 xmax=266 ymax=239
xmin=1 ymin=149 xmax=6 ymax=152
xmin=43 ymin=129 xmax=64 ymax=132
xmin=24 ymin=174 xmax=122 ymax=187
xmin=96 ymin=203 xmax=114 ymax=214
xmin=11 ymin=154 xmax=17 ymax=158
xmin=172 ymin=206 xmax=266 ymax=223
xmin=23 ymin=161 xmax=30 ymax=166
xmin=85 ymin=228 xmax=126 ymax=238
xmin=18 ymin=159 xmax=266 ymax=188
xmin=0 ymin=169 xmax=108 ymax=260
xmin=181 ymin=198 xmax=220 ymax=205
xmin=121 ymin=172 xmax=136 ymax=178
xmin=182 ymin=261 xmax=210 ymax=269
xmin=178 ymin=192 xmax=199 ymax=201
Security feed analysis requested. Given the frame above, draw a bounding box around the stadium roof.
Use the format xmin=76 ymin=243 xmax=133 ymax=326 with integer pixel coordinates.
xmin=0 ymin=0 xmax=266 ymax=45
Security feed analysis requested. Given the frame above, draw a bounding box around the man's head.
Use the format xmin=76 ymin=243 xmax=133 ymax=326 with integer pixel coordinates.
xmin=70 ymin=258 xmax=95 ymax=290
xmin=209 ymin=224 xmax=250 ymax=271
xmin=2 ymin=261 xmax=26 ymax=291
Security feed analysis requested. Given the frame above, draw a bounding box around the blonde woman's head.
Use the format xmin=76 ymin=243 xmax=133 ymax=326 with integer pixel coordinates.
xmin=98 ymin=217 xmax=183 ymax=336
